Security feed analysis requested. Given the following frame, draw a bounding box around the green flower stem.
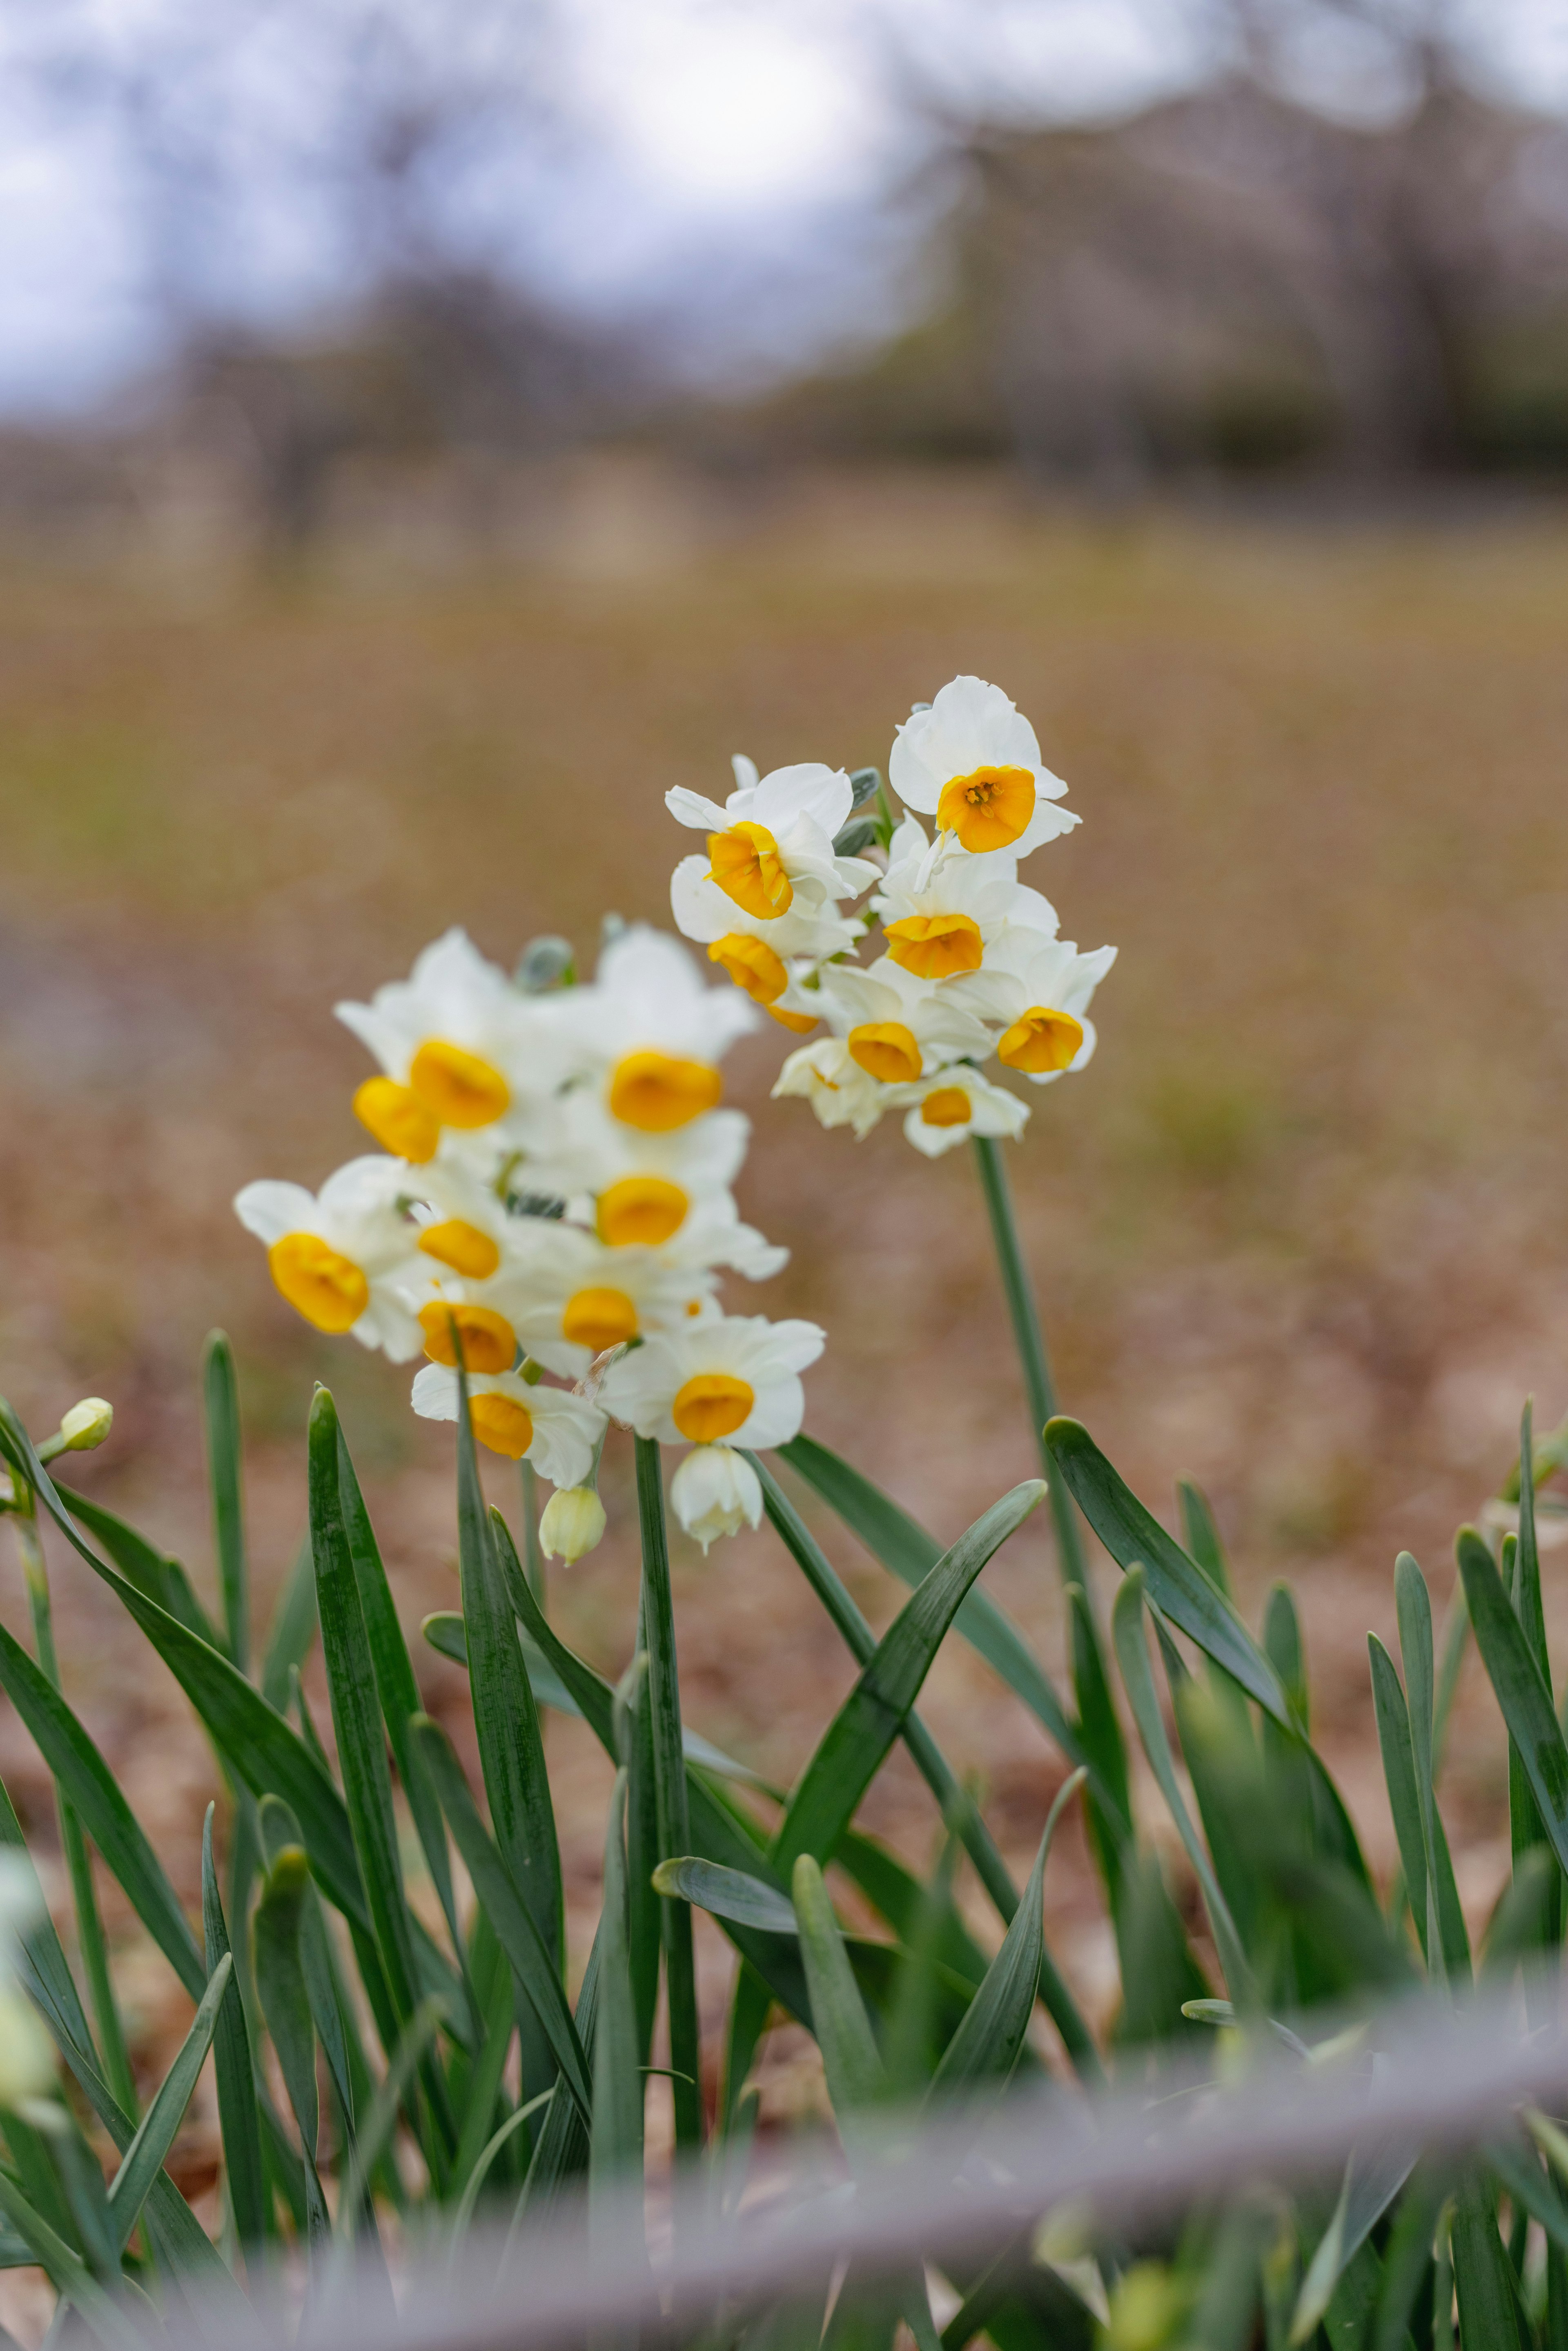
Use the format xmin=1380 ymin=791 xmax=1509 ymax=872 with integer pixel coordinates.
xmin=519 ymin=1459 xmax=546 ymax=1613
xmin=971 ymin=1134 xmax=1087 ymax=1590
xmin=633 ymin=1435 xmax=703 ymax=2154
xmin=13 ymin=1497 xmax=138 ymax=2117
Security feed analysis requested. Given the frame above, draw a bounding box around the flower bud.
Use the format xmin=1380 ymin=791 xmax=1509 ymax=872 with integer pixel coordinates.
xmin=669 ymin=1444 xmax=762 ymax=1555
xmin=58 ymin=1398 xmax=113 ymax=1453
xmin=0 ymin=1988 xmax=55 ymax=2110
xmin=538 ymin=1485 xmax=606 ymax=1566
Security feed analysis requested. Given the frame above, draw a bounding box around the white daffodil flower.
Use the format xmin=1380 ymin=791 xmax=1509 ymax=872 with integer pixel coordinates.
xmin=902 ymin=1068 xmax=1029 ymax=1157
xmin=666 ymin=759 xmax=880 ymax=924
xmin=889 ymin=675 xmax=1078 ymax=859
xmin=336 ymin=928 xmax=551 ymax=1162
xmin=235 ymin=1159 xmax=434 ymax=1357
xmin=872 ymin=816 xmax=1058 ymax=984
xmin=482 ymin=1221 xmax=713 ymax=1379
xmin=406 ymin=1151 xmax=521 ymax=1284
xmin=670 ymin=856 xmax=865 ymax=1014
xmin=410 ymin=1365 xmax=605 ymax=1482
xmin=946 ymin=929 xmax=1118 ymax=1083
xmin=525 ymin=1092 xmax=753 ymax=1243
xmin=555 ymin=925 xmax=757 ymax=1137
xmin=669 ymin=1445 xmax=764 ymax=1553
xmin=598 ymin=1313 xmax=825 ymax=1450
xmin=0 ymin=1853 xmax=56 ymax=2110
xmin=815 ymin=956 xmax=993 ymax=1087
xmin=771 ymin=1036 xmax=897 ymax=1139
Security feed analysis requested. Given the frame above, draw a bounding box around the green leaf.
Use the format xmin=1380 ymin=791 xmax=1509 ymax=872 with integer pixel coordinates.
xmin=307 ymin=1391 xmax=423 ymax=2031
xmin=448 ymin=2088 xmax=554 ymax=2246
xmin=107 ymin=1953 xmax=232 ymax=2249
xmin=1264 ymin=1585 xmax=1308 ymax=1724
xmin=1393 ymin=1555 xmax=1470 ymax=1982
xmin=0 ymin=1404 xmax=368 ymax=1931
xmin=1517 ymin=1401 xmax=1548 ymax=1680
xmin=1371 ymin=2164 xmax=1454 ymax=2351
xmin=1044 ymin=1419 xmax=1290 ymax=1722
xmin=1450 ymin=2175 xmax=1529 ymax=2350
xmin=410 ymin=1716 xmax=591 ymax=2122
xmin=774 ymin=1436 xmax=1085 ymax=1765
xmin=258 ymin=1794 xmax=355 ymax=2135
xmin=334 ymin=1996 xmax=444 ymax=2243
xmin=453 ymin=1429 xmax=561 ymax=1965
xmin=928 ymin=1768 xmax=1085 ymax=2107
xmin=770 ymin=1480 xmax=1046 ymax=1875
xmin=1292 ymin=2135 xmax=1419 ymax=2341
xmin=0 ymin=1617 xmax=205 ymax=1997
xmin=0 ymin=2171 xmax=140 ymax=2351
xmin=253 ymin=1844 xmax=330 ymax=2240
xmin=334 ymin=1428 xmax=463 ymax=1972
xmin=1178 ymin=1481 xmax=1232 ymax=1596
xmin=751 ymin=1451 xmax=1029 ymax=1924
xmin=1111 ymin=1576 xmax=1252 ymax=1999
xmin=201 ymin=1805 xmax=267 ymax=2250
xmin=791 ymin=1855 xmax=882 ymax=2132
xmin=203 ymin=1330 xmax=248 ymax=1671
xmin=1482 ymin=1845 xmax=1558 ymax=1977
xmin=1457 ymin=1526 xmax=1568 ymax=1881
xmin=261 ymin=1538 xmax=318 ymax=1714
xmin=624 ymin=1631 xmax=662 ymax=2066
xmin=633 ymin=1437 xmax=702 ymax=2153
xmin=650 ymin=1858 xmax=797 ymax=1934
xmin=591 ymin=1771 xmax=644 ymax=2193
xmin=1368 ymin=1636 xmax=1429 ymax=1960
xmin=52 ymin=1482 xmax=221 ymax=1651
xmin=449 ymin=1960 xmax=517 ymax=2199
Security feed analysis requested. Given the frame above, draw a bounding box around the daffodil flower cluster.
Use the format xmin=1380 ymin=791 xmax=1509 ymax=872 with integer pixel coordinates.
xmin=666 ymin=675 xmax=1116 ymax=1155
xmin=236 ymin=925 xmax=823 ymax=1555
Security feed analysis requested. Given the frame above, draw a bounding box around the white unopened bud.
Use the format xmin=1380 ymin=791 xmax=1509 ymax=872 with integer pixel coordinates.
xmin=538 ymin=1485 xmax=606 ymax=1566
xmin=0 ymin=1989 xmax=54 ymax=2110
xmin=669 ymin=1445 xmax=762 ymax=1555
xmin=58 ymin=1398 xmax=113 ymax=1453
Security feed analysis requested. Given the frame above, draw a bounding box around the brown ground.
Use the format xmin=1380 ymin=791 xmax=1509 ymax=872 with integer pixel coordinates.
xmin=2 ymin=468 xmax=1567 ymax=2213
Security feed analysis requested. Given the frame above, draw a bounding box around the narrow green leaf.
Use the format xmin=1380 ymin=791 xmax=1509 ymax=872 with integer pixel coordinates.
xmin=410 ymin=1716 xmax=591 ymax=2121
xmin=1292 ymin=2137 xmax=1418 ymax=2341
xmin=775 ymin=1436 xmax=1085 ymax=1762
xmin=591 ymin=1772 xmax=644 ymax=2192
xmin=53 ymin=1482 xmax=222 ymax=1651
xmin=770 ymin=1480 xmax=1046 ymax=1874
xmin=650 ymin=1858 xmax=797 ymax=1934
xmin=1394 ymin=1557 xmax=1470 ymax=1982
xmin=203 ymin=1330 xmax=248 ymax=1671
xmin=1368 ymin=1637 xmax=1429 ymax=1960
xmin=1450 ymin=2175 xmax=1528 ymax=2351
xmin=450 ymin=1960 xmax=517 ymax=2199
xmin=258 ymin=1795 xmax=355 ymax=2133
xmin=201 ymin=1805 xmax=266 ymax=2250
xmin=624 ymin=1626 xmax=662 ymax=2066
xmin=261 ymin=1538 xmax=318 ymax=1714
xmin=1457 ymin=1526 xmax=1568 ymax=1880
xmin=308 ymin=1391 xmax=423 ymax=2030
xmin=1263 ymin=1585 xmax=1307 ymax=1723
xmin=633 ymin=1437 xmax=702 ymax=2153
xmin=1046 ymin=1420 xmax=1290 ymax=1721
xmin=791 ymin=1855 xmax=882 ymax=2132
xmin=0 ymin=1408 xmax=368 ymax=1931
xmin=1178 ymin=1480 xmax=1232 ymax=1596
xmin=751 ymin=1452 xmax=1031 ymax=1926
xmin=928 ymin=1768 xmax=1085 ymax=2107
xmin=253 ymin=1844 xmax=330 ymax=2242
xmin=0 ymin=1618 xmax=204 ymax=1997
xmin=107 ymin=1953 xmax=232 ymax=2249
xmin=334 ymin=1428 xmax=463 ymax=1965
xmin=448 ymin=2088 xmax=554 ymax=2246
xmin=451 ymin=1408 xmax=563 ymax=1977
xmin=0 ymin=2172 xmax=140 ymax=2351
xmin=1517 ymin=1401 xmax=1547 ymax=1680
xmin=1111 ymin=1576 xmax=1252 ymax=1999
xmin=334 ymin=1996 xmax=443 ymax=2242
xmin=1372 ymin=2164 xmax=1454 ymax=2351
xmin=1482 ymin=1845 xmax=1558 ymax=1977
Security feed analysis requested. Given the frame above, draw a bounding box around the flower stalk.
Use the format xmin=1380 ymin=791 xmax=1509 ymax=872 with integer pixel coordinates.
xmin=634 ymin=1435 xmax=703 ymax=2154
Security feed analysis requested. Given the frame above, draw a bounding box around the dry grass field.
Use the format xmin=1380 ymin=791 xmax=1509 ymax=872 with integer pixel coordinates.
xmin=2 ymin=468 xmax=1568 ymax=2142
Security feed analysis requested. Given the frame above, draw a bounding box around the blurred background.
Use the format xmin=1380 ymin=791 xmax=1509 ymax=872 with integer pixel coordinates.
xmin=2 ymin=0 xmax=1568 ymax=2150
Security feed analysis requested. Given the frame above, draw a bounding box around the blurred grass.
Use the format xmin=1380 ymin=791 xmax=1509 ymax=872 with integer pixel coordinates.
xmin=2 ymin=476 xmax=1567 ymax=1968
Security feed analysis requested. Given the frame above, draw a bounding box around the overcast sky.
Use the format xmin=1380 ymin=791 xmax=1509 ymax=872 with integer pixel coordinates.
xmin=2 ymin=0 xmax=1566 ymax=418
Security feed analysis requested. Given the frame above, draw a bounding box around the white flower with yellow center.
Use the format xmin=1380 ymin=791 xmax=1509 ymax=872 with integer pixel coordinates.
xmin=889 ymin=675 xmax=1078 ymax=858
xmin=410 ymin=1365 xmax=606 ymax=1483
xmin=902 ymin=1068 xmax=1029 ymax=1157
xmin=771 ymin=1036 xmax=895 ymax=1139
xmin=406 ymin=1152 xmax=520 ymax=1285
xmin=871 ymin=817 xmax=1057 ymax=984
xmin=336 ymin=928 xmax=549 ymax=1164
xmin=556 ymin=925 xmax=757 ymax=1139
xmin=815 ymin=956 xmax=993 ymax=1087
xmin=667 ymin=756 xmax=879 ymax=923
xmin=525 ymin=1092 xmax=752 ymax=1246
xmin=669 ymin=857 xmax=864 ymax=1016
xmin=947 ymin=929 xmax=1118 ymax=1084
xmin=235 ymin=1159 xmax=433 ymax=1358
xmin=599 ymin=1312 xmax=824 ymax=1448
xmin=473 ymin=1221 xmax=713 ymax=1380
